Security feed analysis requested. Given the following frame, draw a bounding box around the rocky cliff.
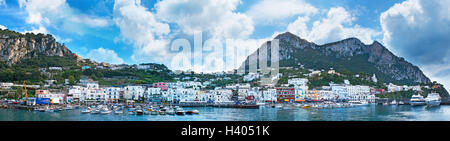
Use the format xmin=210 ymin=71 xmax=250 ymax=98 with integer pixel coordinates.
xmin=0 ymin=29 xmax=75 ymax=65
xmin=239 ymin=32 xmax=431 ymax=84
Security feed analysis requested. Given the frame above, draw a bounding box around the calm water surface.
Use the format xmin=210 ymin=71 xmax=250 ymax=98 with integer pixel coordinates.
xmin=1 ymin=105 xmax=450 ymax=121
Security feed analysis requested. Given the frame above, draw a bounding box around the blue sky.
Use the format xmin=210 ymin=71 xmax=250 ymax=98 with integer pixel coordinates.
xmin=1 ymin=0 xmax=450 ymax=89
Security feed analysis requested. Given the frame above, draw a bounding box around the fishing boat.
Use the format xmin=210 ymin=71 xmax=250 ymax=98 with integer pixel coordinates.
xmin=45 ymin=108 xmax=54 ymax=112
xmin=425 ymin=93 xmax=441 ymax=107
xmin=410 ymin=94 xmax=426 ymax=106
xmin=136 ymin=109 xmax=143 ymax=115
xmin=192 ymin=110 xmax=200 ymax=115
xmin=176 ymin=107 xmax=185 ymax=115
xmin=185 ymin=110 xmax=194 ymax=115
xmin=91 ymin=109 xmax=101 ymax=114
xmin=302 ymin=104 xmax=311 ymax=109
xmin=64 ymin=105 xmax=73 ymax=110
xmin=81 ymin=108 xmax=92 ymax=114
xmin=167 ymin=108 xmax=175 ymax=115
xmin=101 ymin=107 xmax=112 ymax=114
xmin=159 ymin=109 xmax=166 ymax=115
xmin=114 ymin=110 xmax=123 ymax=115
xmin=151 ymin=108 xmax=158 ymax=115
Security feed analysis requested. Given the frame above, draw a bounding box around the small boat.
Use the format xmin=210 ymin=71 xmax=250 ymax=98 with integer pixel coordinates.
xmin=151 ymin=108 xmax=158 ymax=115
xmin=275 ymin=104 xmax=283 ymax=108
xmin=128 ymin=111 xmax=136 ymax=115
xmin=271 ymin=104 xmax=275 ymax=108
xmin=192 ymin=110 xmax=200 ymax=115
xmin=256 ymin=102 xmax=266 ymax=105
xmin=425 ymin=93 xmax=441 ymax=107
xmin=349 ymin=100 xmax=369 ymax=106
xmin=185 ymin=110 xmax=194 ymax=115
xmin=167 ymin=108 xmax=175 ymax=115
xmin=410 ymin=94 xmax=426 ymax=106
xmin=302 ymin=104 xmax=311 ymax=109
xmin=398 ymin=101 xmax=405 ymax=105
xmin=390 ymin=100 xmax=398 ymax=105
xmin=159 ymin=110 xmax=166 ymax=115
xmin=91 ymin=109 xmax=100 ymax=114
xmin=101 ymin=108 xmax=112 ymax=114
xmin=176 ymin=108 xmax=185 ymax=115
xmin=45 ymin=108 xmax=54 ymax=112
xmin=64 ymin=105 xmax=73 ymax=110
xmin=114 ymin=110 xmax=123 ymax=115
xmin=136 ymin=109 xmax=144 ymax=115
xmin=81 ymin=108 xmax=91 ymax=114
xmin=35 ymin=107 xmax=45 ymax=112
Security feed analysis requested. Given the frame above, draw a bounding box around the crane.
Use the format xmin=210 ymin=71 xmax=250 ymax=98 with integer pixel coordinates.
xmin=23 ymin=81 xmax=28 ymax=105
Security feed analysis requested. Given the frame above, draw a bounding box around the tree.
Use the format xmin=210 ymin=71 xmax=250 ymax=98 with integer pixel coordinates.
xmin=68 ymin=75 xmax=76 ymax=85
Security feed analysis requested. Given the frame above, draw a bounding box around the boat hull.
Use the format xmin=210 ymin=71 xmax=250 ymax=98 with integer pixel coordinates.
xmin=426 ymin=100 xmax=441 ymax=106
xmin=410 ymin=101 xmax=426 ymax=106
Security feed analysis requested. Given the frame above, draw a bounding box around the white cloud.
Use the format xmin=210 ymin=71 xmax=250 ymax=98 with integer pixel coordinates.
xmin=19 ymin=0 xmax=110 ymax=35
xmin=380 ymin=0 xmax=450 ymax=90
xmin=86 ymin=48 xmax=124 ymax=64
xmin=113 ymin=0 xmax=171 ymax=63
xmin=287 ymin=7 xmax=380 ymax=44
xmin=156 ymin=0 xmax=253 ymax=39
xmin=246 ymin=0 xmax=318 ymax=23
xmin=0 ymin=0 xmax=6 ymax=7
xmin=23 ymin=25 xmax=48 ymax=34
xmin=0 ymin=25 xmax=6 ymax=30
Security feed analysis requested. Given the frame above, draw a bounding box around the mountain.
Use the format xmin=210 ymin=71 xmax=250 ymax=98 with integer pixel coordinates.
xmin=0 ymin=29 xmax=78 ymax=65
xmin=239 ymin=32 xmax=431 ymax=85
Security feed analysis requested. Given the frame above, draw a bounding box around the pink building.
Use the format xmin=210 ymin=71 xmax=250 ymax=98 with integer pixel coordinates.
xmin=153 ymin=82 xmax=168 ymax=91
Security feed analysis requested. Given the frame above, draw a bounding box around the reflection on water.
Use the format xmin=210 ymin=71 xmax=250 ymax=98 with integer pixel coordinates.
xmin=1 ymin=105 xmax=450 ymax=121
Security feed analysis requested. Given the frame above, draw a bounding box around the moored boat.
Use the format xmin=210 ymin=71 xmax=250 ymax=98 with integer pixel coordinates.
xmin=410 ymin=94 xmax=426 ymax=106
xmin=425 ymin=93 xmax=441 ymax=107
xmin=176 ymin=107 xmax=185 ymax=115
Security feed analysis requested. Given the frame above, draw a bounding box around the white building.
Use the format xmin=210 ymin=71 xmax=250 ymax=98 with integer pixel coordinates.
xmin=288 ymin=78 xmax=308 ymax=87
xmin=105 ymin=87 xmax=121 ymax=102
xmin=124 ymin=86 xmax=145 ymax=100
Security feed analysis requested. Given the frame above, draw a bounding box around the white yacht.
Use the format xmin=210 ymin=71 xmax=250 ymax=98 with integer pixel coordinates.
xmin=410 ymin=94 xmax=426 ymax=106
xmin=425 ymin=93 xmax=441 ymax=107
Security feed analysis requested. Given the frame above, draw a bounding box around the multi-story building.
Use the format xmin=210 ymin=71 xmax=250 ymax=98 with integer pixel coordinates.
xmin=276 ymin=87 xmax=295 ymax=103
xmin=124 ymin=86 xmax=145 ymax=100
xmin=105 ymin=87 xmax=121 ymax=102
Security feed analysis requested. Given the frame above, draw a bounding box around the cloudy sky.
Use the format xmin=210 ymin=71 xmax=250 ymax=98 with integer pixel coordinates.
xmin=0 ymin=0 xmax=449 ymax=89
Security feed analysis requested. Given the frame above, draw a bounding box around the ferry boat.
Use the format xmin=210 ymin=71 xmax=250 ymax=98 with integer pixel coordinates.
xmin=425 ymin=93 xmax=441 ymax=107
xmin=410 ymin=94 xmax=426 ymax=106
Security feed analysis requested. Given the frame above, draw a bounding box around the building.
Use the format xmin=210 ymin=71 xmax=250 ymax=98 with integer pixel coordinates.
xmin=294 ymin=85 xmax=308 ymax=102
xmin=124 ymin=86 xmax=145 ymax=100
xmin=276 ymin=87 xmax=295 ymax=103
xmin=153 ymin=82 xmax=168 ymax=91
xmin=288 ymin=78 xmax=308 ymax=87
xmin=105 ymin=87 xmax=121 ymax=102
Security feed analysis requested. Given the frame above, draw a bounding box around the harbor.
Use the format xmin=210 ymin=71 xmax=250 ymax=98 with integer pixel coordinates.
xmin=2 ymin=104 xmax=450 ymax=121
